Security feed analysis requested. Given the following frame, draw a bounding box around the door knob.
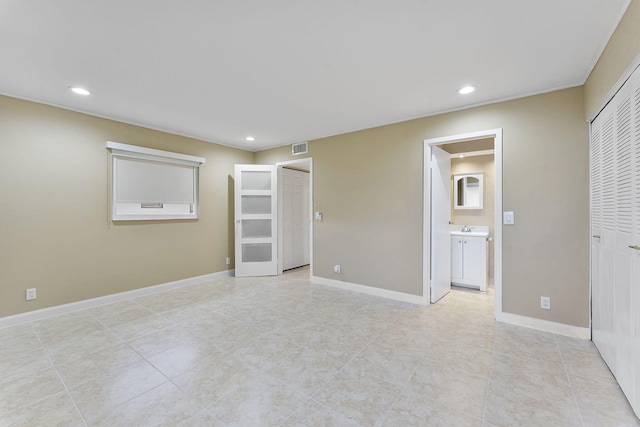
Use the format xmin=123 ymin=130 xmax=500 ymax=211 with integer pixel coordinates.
xmin=236 ymin=219 xmax=240 ymax=223
xmin=592 ymin=235 xmax=601 ymax=239
xmin=629 ymin=245 xmax=640 ymax=250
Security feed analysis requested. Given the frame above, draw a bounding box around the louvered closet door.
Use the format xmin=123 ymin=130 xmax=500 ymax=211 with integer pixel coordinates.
xmin=632 ymin=68 xmax=640 ymax=414
xmin=591 ymin=64 xmax=640 ymax=417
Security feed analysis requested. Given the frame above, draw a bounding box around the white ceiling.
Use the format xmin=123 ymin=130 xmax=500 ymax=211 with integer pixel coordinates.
xmin=0 ymin=0 xmax=629 ymax=151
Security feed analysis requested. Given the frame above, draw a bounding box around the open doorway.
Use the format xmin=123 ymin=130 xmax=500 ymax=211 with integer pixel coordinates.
xmin=276 ymin=157 xmax=313 ymax=277
xmin=424 ymin=129 xmax=503 ymax=319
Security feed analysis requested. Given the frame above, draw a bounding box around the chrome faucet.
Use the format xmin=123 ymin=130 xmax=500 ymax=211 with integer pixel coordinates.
xmin=462 ymin=225 xmax=472 ymax=232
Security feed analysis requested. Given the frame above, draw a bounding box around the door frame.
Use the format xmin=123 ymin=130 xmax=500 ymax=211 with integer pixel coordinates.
xmin=276 ymin=157 xmax=313 ymax=276
xmin=423 ymin=129 xmax=503 ymax=320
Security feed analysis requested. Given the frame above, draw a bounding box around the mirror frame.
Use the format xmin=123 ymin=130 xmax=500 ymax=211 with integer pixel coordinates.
xmin=453 ymin=172 xmax=484 ymax=210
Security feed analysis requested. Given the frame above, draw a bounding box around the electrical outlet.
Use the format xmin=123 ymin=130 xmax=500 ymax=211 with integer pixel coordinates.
xmin=225 ymin=257 xmax=230 ymax=265
xmin=541 ymin=296 xmax=551 ymax=310
xmin=26 ymin=288 xmax=36 ymax=301
xmin=333 ymin=264 xmax=341 ymax=273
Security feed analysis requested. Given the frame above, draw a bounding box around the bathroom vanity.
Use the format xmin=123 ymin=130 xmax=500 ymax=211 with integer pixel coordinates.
xmin=450 ymin=226 xmax=489 ymax=291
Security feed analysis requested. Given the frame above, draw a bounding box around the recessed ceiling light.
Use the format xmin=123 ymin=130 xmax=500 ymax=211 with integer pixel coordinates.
xmin=457 ymin=86 xmax=476 ymax=95
xmin=459 ymin=154 xmax=465 ymax=158
xmin=68 ymin=86 xmax=90 ymax=96
xmin=245 ymin=136 xmax=255 ymax=141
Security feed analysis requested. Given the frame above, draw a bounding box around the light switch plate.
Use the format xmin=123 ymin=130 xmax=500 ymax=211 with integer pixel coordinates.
xmin=503 ymin=211 xmax=515 ymax=225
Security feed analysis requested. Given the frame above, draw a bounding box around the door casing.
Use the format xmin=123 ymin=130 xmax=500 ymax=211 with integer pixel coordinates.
xmin=423 ymin=129 xmax=503 ymax=320
xmin=276 ymin=157 xmax=313 ymax=276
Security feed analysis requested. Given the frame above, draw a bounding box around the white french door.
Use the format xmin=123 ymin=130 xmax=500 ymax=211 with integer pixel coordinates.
xmin=234 ymin=164 xmax=278 ymax=277
xmin=430 ymin=145 xmax=452 ymax=303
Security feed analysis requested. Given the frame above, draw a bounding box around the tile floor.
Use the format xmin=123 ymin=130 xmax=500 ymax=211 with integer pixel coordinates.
xmin=1 ymin=267 xmax=639 ymax=426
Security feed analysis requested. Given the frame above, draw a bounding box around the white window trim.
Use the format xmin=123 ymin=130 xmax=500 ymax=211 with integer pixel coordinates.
xmin=105 ymin=141 xmax=205 ymax=221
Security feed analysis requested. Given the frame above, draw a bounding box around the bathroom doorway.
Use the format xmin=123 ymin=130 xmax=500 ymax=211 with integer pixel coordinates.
xmin=423 ymin=129 xmax=503 ymax=319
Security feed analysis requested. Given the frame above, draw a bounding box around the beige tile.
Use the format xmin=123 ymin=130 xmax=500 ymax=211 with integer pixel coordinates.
xmin=374 ymin=323 xmax=435 ymax=353
xmin=93 ymin=304 xmax=156 ymax=328
xmin=53 ymin=343 xmax=144 ymax=388
xmin=561 ymin=346 xmax=619 ymax=385
xmin=172 ymin=353 xmax=256 ymax=407
xmin=2 ymin=269 xmax=636 ymax=427
xmin=35 ymin=316 xmax=106 ymax=347
xmin=489 ymin=352 xmax=573 ymax=403
xmin=134 ymin=292 xmax=192 ymax=313
xmin=31 ymin=310 xmax=95 ymax=332
xmin=109 ymin=313 xmax=173 ymax=341
xmin=193 ymin=318 xmax=261 ymax=351
xmin=346 ymin=341 xmax=423 ymax=386
xmin=556 ymin=335 xmax=598 ymax=354
xmin=147 ymin=338 xmax=224 ymax=379
xmin=423 ymin=337 xmax=492 ymax=378
xmin=408 ymin=359 xmax=488 ymax=420
xmin=230 ymin=333 xmax=300 ymax=372
xmin=2 ymin=390 xmax=84 ymax=427
xmin=290 ymin=324 xmax=372 ymax=363
xmin=0 ymin=367 xmax=64 ymax=413
xmin=177 ymin=410 xmax=226 ymax=426
xmin=384 ymin=394 xmax=483 ymax=426
xmin=127 ymin=324 xmax=196 ymax=358
xmin=570 ymin=374 xmax=640 ymax=426
xmin=313 ymin=366 xmax=403 ymax=427
xmin=282 ymin=399 xmax=359 ymax=426
xmin=70 ymin=359 xmax=167 ymax=423
xmin=492 ymin=332 xmax=561 ymax=364
xmin=208 ymin=371 xmax=308 ymax=427
xmin=90 ymin=381 xmax=201 ymax=426
xmin=0 ymin=348 xmax=52 ymax=383
xmin=45 ymin=328 xmax=122 ymax=362
xmin=266 ymin=345 xmax=344 ymax=396
xmin=0 ymin=323 xmax=42 ymax=358
xmin=485 ymin=380 xmax=582 ymax=427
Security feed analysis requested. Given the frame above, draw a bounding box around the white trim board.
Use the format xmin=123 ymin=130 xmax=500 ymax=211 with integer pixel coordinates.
xmin=311 ymin=275 xmax=429 ymax=305
xmin=497 ymin=312 xmax=591 ymax=340
xmin=0 ymin=269 xmax=234 ymax=330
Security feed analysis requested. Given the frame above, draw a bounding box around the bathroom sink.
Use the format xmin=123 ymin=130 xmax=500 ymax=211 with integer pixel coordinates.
xmin=450 ymin=225 xmax=489 ymax=237
xmin=450 ymin=231 xmax=489 ymax=237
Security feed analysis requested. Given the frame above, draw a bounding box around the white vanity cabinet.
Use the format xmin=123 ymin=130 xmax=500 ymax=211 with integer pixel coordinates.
xmin=451 ymin=233 xmax=488 ymax=291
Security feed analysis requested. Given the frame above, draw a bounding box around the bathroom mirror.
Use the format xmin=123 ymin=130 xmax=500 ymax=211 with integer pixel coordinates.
xmin=454 ymin=173 xmax=483 ymax=209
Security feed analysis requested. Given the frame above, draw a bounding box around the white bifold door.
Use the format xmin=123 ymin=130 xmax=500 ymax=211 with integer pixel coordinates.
xmin=590 ymin=64 xmax=640 ymax=417
xmin=234 ymin=165 xmax=278 ymax=277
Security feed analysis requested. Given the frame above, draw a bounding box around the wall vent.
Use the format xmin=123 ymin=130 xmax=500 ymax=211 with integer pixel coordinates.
xmin=292 ymin=141 xmax=308 ymax=156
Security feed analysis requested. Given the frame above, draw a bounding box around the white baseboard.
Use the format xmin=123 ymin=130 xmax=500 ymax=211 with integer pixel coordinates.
xmin=311 ymin=275 xmax=428 ymax=305
xmin=497 ymin=312 xmax=591 ymax=340
xmin=0 ymin=269 xmax=235 ymax=329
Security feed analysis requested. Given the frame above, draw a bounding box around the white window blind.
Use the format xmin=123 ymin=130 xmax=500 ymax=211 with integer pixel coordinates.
xmin=106 ymin=141 xmax=205 ymax=221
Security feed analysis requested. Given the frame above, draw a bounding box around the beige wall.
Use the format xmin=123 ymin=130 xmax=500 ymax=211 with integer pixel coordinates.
xmin=585 ymin=0 xmax=640 ymax=117
xmin=257 ymin=87 xmax=590 ymax=327
xmin=451 ymin=155 xmax=495 ymax=279
xmin=0 ymin=95 xmax=253 ymax=318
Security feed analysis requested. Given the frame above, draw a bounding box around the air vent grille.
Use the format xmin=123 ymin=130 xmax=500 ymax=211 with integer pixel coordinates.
xmin=292 ymin=141 xmax=308 ymax=156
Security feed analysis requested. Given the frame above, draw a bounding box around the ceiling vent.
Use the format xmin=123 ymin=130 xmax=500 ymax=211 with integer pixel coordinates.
xmin=292 ymin=141 xmax=308 ymax=156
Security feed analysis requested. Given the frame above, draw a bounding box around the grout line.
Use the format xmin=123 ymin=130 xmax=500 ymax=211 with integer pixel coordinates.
xmin=556 ymin=334 xmax=586 ymax=427
xmin=31 ymin=322 xmax=89 ymax=427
